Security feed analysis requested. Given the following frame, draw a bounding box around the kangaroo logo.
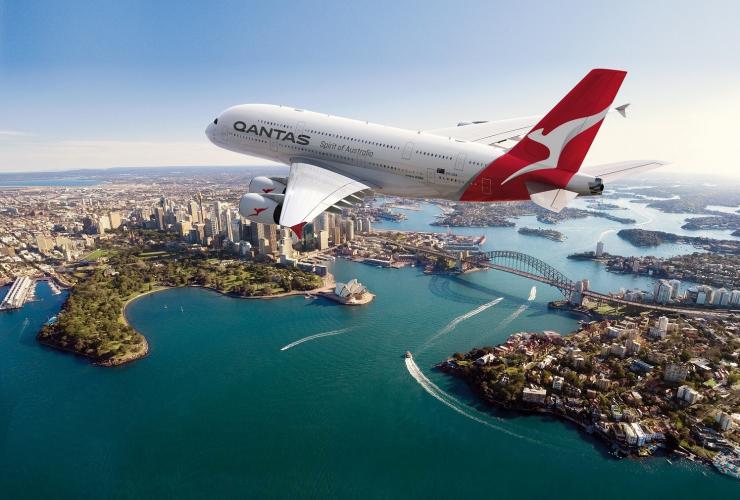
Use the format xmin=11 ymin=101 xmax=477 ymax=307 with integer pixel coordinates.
xmin=249 ymin=207 xmax=268 ymax=217
xmin=501 ymin=106 xmax=610 ymax=185
xmin=261 ymin=188 xmax=275 ymax=193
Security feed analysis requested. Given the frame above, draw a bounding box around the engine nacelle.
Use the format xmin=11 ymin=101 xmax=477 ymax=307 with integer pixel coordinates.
xmin=249 ymin=176 xmax=287 ymax=195
xmin=566 ymin=173 xmax=604 ymax=196
xmin=239 ymin=193 xmax=283 ymax=224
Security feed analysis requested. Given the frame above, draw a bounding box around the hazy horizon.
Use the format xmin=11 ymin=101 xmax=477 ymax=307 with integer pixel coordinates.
xmin=2 ymin=1 xmax=739 ymax=178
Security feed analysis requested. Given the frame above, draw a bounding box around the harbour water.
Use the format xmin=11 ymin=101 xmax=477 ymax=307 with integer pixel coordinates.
xmin=1 ymin=202 xmax=738 ymax=498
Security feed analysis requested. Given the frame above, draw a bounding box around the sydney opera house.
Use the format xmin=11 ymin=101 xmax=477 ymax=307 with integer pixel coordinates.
xmin=322 ymin=278 xmax=374 ymax=305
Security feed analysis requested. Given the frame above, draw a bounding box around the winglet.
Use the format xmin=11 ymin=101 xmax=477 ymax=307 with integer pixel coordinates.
xmin=290 ymin=222 xmax=307 ymax=239
xmin=615 ymin=103 xmax=630 ymax=118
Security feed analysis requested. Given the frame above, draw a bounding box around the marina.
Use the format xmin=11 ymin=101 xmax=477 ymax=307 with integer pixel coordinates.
xmin=0 ymin=276 xmax=35 ymax=311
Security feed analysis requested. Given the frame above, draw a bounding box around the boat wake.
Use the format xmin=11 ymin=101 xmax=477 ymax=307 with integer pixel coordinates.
xmin=404 ymin=356 xmax=546 ymax=444
xmin=528 ymin=286 xmax=537 ymax=301
xmin=497 ymin=304 xmax=529 ymax=331
xmin=433 ymin=297 xmax=503 ymax=339
xmin=280 ymin=327 xmax=353 ymax=351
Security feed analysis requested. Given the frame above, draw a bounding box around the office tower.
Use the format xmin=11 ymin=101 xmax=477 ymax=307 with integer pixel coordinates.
xmin=318 ymin=230 xmax=329 ymax=250
xmin=109 ymin=211 xmax=122 ymax=229
xmin=188 ymin=201 xmax=201 ymax=223
xmin=342 ymin=219 xmax=355 ymax=241
xmin=595 ymin=241 xmax=604 ymax=257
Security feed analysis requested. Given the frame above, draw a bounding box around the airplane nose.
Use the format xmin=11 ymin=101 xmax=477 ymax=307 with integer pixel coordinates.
xmin=205 ymin=122 xmax=215 ymax=142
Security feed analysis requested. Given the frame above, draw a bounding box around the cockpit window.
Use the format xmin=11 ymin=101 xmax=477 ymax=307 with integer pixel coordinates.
xmin=213 ymin=118 xmax=218 ymax=124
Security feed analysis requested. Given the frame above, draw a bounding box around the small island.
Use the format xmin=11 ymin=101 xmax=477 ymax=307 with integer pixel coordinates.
xmin=518 ymin=226 xmax=565 ymax=242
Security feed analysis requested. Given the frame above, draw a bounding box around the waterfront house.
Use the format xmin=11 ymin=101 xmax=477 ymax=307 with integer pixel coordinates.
xmin=522 ymin=387 xmax=547 ymax=404
xmin=475 ymin=353 xmax=496 ymax=366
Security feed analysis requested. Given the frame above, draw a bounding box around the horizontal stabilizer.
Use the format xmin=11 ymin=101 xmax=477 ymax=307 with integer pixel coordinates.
xmin=583 ymin=160 xmax=667 ymax=181
xmin=526 ymin=182 xmax=578 ymax=212
xmin=615 ymin=103 xmax=630 ymax=118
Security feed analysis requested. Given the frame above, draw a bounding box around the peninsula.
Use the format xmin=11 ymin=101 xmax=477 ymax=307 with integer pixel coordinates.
xmin=38 ymin=247 xmax=325 ymax=366
xmin=439 ymin=313 xmax=740 ymax=476
xmin=618 ymin=229 xmax=740 ymax=254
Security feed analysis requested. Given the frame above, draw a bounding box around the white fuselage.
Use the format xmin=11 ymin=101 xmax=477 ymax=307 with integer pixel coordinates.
xmin=206 ymin=104 xmax=502 ymax=200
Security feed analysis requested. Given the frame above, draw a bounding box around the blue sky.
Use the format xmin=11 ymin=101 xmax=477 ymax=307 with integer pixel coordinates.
xmin=1 ymin=0 xmax=739 ymax=177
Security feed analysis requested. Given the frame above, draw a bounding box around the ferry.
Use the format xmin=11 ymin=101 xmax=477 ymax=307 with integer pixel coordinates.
xmin=404 ymin=351 xmax=412 ymax=359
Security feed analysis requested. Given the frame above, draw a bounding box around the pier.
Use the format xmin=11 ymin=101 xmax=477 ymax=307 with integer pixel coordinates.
xmin=0 ymin=276 xmax=35 ymax=311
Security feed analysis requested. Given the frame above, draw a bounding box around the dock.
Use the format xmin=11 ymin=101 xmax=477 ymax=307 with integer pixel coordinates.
xmin=0 ymin=276 xmax=36 ymax=311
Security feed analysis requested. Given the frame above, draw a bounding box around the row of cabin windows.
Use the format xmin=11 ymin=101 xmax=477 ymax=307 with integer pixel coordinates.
xmin=239 ymin=138 xmax=464 ymax=184
xmin=300 ymin=128 xmax=399 ymax=150
xmin=231 ymin=132 xmax=267 ymax=144
xmin=258 ymin=119 xmax=292 ymax=129
xmin=415 ymin=150 xmax=453 ymax=161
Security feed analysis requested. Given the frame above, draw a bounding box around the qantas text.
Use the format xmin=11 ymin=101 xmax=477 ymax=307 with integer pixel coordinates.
xmin=233 ymin=121 xmax=310 ymax=145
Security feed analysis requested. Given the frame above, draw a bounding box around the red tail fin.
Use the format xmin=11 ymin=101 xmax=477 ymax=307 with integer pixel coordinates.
xmin=461 ymin=69 xmax=627 ymax=201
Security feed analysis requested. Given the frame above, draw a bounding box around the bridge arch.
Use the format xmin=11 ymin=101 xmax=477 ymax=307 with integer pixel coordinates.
xmin=483 ymin=250 xmax=575 ymax=299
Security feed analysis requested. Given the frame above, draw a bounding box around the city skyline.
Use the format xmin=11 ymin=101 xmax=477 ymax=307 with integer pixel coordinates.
xmin=2 ymin=1 xmax=740 ymax=178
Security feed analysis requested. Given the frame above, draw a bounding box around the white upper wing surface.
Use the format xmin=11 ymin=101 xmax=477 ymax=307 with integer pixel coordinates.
xmin=425 ymin=116 xmax=539 ymax=145
xmin=279 ymin=162 xmax=371 ymax=231
xmin=425 ymin=104 xmax=630 ymax=146
xmin=583 ymin=160 xmax=667 ymax=181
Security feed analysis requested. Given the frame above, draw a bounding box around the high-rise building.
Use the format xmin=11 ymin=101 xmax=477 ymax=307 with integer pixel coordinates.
xmin=342 ymin=219 xmax=355 ymax=241
xmin=188 ymin=201 xmax=202 ymax=223
xmin=279 ymin=236 xmax=293 ymax=259
xmin=250 ymin=223 xmax=266 ymax=247
xmin=176 ymin=220 xmax=192 ymax=238
xmin=668 ymin=279 xmax=681 ymax=299
xmin=225 ymin=209 xmax=235 ymax=243
xmin=266 ymin=224 xmax=278 ymax=252
xmin=320 ymin=213 xmax=331 ymax=232
xmin=98 ymin=214 xmax=112 ymax=233
xmin=318 ymin=230 xmax=329 ymax=250
xmin=363 ymin=218 xmax=372 ymax=234
xmin=332 ymin=226 xmax=342 ymax=245
xmin=109 ymin=211 xmax=122 ymax=229
xmin=154 ymin=206 xmax=166 ymax=230
xmin=258 ymin=237 xmax=271 ymax=255
xmin=654 ymin=280 xmax=673 ymax=304
xmin=595 ymin=241 xmax=604 ymax=257
xmin=729 ymin=290 xmax=740 ymax=306
xmin=204 ymin=218 xmax=219 ymax=239
xmin=715 ymin=288 xmax=730 ymax=306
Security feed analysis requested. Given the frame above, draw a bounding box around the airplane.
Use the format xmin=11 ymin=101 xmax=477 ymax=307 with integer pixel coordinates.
xmin=205 ymin=68 xmax=664 ymax=238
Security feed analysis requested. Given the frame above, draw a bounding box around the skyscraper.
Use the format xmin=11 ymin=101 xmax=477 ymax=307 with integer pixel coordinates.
xmin=188 ymin=200 xmax=201 ymax=223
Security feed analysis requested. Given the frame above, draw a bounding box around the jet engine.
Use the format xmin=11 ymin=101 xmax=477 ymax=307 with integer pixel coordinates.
xmin=249 ymin=176 xmax=287 ymax=194
xmin=238 ymin=193 xmax=283 ymax=224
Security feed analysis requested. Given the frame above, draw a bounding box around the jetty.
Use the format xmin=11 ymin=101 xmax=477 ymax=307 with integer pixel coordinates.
xmin=0 ymin=276 xmax=35 ymax=311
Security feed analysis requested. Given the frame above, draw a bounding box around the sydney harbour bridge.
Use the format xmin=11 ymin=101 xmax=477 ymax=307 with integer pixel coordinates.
xmin=370 ymin=236 xmax=733 ymax=317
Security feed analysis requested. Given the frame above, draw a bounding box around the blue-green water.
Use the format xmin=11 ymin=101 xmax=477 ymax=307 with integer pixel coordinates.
xmin=1 ymin=203 xmax=738 ymax=498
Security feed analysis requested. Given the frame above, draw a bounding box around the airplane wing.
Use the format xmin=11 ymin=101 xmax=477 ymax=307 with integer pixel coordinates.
xmin=425 ymin=104 xmax=630 ymax=146
xmin=583 ymin=160 xmax=667 ymax=181
xmin=425 ymin=116 xmax=538 ymax=145
xmin=279 ymin=162 xmax=371 ymax=237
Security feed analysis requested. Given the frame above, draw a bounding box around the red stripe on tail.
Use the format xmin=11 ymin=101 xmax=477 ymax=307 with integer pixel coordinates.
xmin=461 ymin=69 xmax=627 ymax=202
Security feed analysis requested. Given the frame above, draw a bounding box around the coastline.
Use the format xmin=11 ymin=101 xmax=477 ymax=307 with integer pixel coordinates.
xmin=111 ymin=277 xmax=336 ymax=365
